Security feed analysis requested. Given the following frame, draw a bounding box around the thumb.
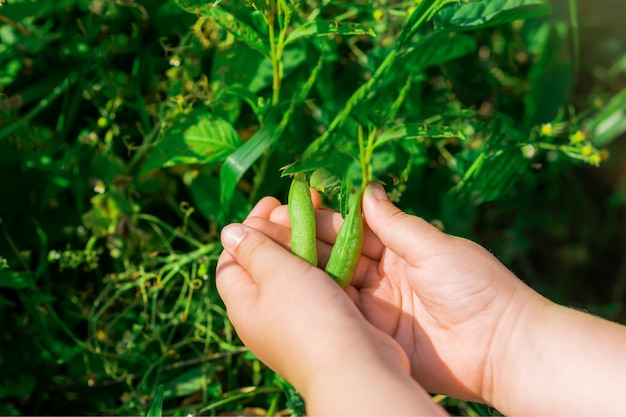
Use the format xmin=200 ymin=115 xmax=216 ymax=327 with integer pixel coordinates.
xmin=217 ymin=223 xmax=315 ymax=291
xmin=362 ymin=183 xmax=451 ymax=263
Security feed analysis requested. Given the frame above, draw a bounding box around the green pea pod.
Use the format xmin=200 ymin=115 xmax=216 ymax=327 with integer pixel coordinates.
xmin=325 ymin=187 xmax=364 ymax=288
xmin=288 ymin=172 xmax=318 ymax=266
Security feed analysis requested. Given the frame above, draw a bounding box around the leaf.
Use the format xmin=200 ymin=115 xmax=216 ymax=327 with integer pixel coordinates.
xmin=585 ymin=87 xmax=626 ymax=148
xmin=0 ymin=270 xmax=34 ymax=289
xmin=189 ymin=169 xmax=250 ymax=226
xmin=211 ymin=43 xmax=269 ymax=96
xmin=219 ymin=55 xmax=324 ymax=217
xmin=397 ymin=0 xmax=440 ymax=46
xmin=309 ymin=167 xmax=342 ymax=197
xmin=82 ymin=194 xmax=123 ymax=238
xmin=452 ymin=129 xmax=527 ymax=204
xmin=285 ymin=21 xmax=376 ymax=46
xmin=435 ymin=0 xmax=551 ymax=30
xmin=161 ymin=365 xmax=216 ymax=399
xmin=375 ymin=123 xmax=466 ymax=149
xmin=522 ymin=21 xmax=573 ymax=128
xmin=219 ymin=123 xmax=277 ymax=221
xmin=147 ymin=385 xmax=164 ymax=417
xmin=402 ymin=31 xmax=477 ymax=71
xmin=202 ymin=5 xmax=269 ymax=56
xmin=141 ymin=108 xmax=242 ymax=172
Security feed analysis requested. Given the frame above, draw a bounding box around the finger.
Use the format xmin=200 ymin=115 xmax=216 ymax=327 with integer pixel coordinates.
xmin=310 ymin=188 xmax=323 ymax=209
xmin=246 ymin=196 xmax=282 ymax=220
xmin=215 ymin=247 xmax=259 ymax=310
xmin=362 ymin=183 xmax=451 ymax=264
xmin=219 ymin=223 xmax=324 ymax=291
xmin=244 ymin=216 xmax=293 ymax=251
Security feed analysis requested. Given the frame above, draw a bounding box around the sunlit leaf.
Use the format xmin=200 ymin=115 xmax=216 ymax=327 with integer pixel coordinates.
xmin=285 ymin=21 xmax=375 ymax=46
xmin=147 ymin=385 xmax=164 ymax=417
xmin=402 ymin=31 xmax=477 ymax=70
xmin=375 ymin=123 xmax=466 ymax=149
xmin=586 ymin=87 xmax=626 ymax=148
xmin=435 ymin=0 xmax=551 ymax=30
xmin=202 ymin=5 xmax=269 ymax=55
xmin=141 ymin=108 xmax=242 ymax=172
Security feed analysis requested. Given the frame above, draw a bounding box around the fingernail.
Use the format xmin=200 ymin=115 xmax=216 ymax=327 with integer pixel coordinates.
xmin=366 ymin=182 xmax=388 ymax=201
xmin=221 ymin=224 xmax=247 ymax=250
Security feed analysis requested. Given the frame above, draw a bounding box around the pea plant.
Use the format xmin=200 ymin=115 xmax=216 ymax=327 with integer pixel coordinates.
xmin=1 ymin=0 xmax=625 ymax=415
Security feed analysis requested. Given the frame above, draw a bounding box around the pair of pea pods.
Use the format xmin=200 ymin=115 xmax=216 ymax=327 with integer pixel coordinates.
xmin=288 ymin=173 xmax=364 ymax=288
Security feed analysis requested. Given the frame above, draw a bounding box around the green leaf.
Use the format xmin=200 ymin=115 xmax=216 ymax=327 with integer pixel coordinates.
xmin=0 ymin=270 xmax=34 ymax=289
xmin=219 ymin=55 xmax=324 ymax=217
xmin=211 ymin=42 xmax=269 ymax=96
xmin=219 ymin=123 xmax=277 ymax=220
xmin=161 ymin=366 xmax=215 ymax=399
xmin=522 ymin=22 xmax=573 ymax=128
xmin=202 ymin=5 xmax=269 ymax=56
xmin=402 ymin=31 xmax=477 ymax=70
xmin=397 ymin=0 xmax=440 ymax=46
xmin=375 ymin=123 xmax=466 ymax=149
xmin=189 ymin=169 xmax=250 ymax=225
xmin=285 ymin=21 xmax=376 ymax=46
xmin=82 ymin=194 xmax=123 ymax=238
xmin=586 ymin=87 xmax=626 ymax=148
xmin=435 ymin=0 xmax=551 ymax=30
xmin=141 ymin=108 xmax=242 ymax=172
xmin=147 ymin=384 xmax=164 ymax=417
xmin=452 ymin=128 xmax=528 ymax=205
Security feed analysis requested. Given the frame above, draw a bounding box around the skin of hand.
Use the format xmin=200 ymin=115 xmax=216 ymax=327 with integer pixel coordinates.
xmin=220 ymin=183 xmax=626 ymax=416
xmin=215 ymin=196 xmax=447 ymax=416
xmin=258 ymin=182 xmax=548 ymax=405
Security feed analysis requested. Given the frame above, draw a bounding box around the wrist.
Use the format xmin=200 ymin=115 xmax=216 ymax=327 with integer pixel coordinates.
xmin=303 ymin=339 xmax=445 ymax=416
xmin=481 ymin=284 xmax=553 ymax=411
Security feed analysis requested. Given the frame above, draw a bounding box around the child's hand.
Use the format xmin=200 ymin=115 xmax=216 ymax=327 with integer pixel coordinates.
xmin=216 ymin=196 xmax=446 ymax=416
xmin=259 ymin=183 xmax=548 ymax=405
xmin=247 ymin=183 xmax=626 ymax=415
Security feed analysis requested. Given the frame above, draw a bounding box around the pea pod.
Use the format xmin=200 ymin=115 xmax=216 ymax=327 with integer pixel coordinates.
xmin=325 ymin=187 xmax=364 ymax=288
xmin=288 ymin=172 xmax=318 ymax=266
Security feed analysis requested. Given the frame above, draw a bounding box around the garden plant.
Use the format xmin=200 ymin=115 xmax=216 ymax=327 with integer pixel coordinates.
xmin=1 ymin=0 xmax=626 ymax=414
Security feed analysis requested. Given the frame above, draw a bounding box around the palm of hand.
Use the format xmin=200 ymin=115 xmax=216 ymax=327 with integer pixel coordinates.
xmin=349 ymin=232 xmax=523 ymax=402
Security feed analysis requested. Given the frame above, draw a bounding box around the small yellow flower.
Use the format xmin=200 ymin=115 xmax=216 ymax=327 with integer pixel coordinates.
xmin=588 ymin=153 xmax=601 ymax=167
xmin=569 ymin=130 xmax=585 ymax=144
xmin=387 ymin=188 xmax=402 ymax=203
xmin=169 ymin=55 xmax=181 ymax=67
xmin=521 ymin=144 xmax=536 ymax=159
xmin=96 ymin=330 xmax=106 ymax=342
xmin=120 ymin=391 xmax=132 ymax=403
xmin=97 ymin=116 xmax=109 ymax=128
xmin=93 ymin=181 xmax=106 ymax=194
xmin=48 ymin=250 xmax=61 ymax=261
xmin=121 ymin=330 xmax=134 ymax=345
xmin=581 ymin=145 xmax=593 ymax=156
xmin=540 ymin=123 xmax=553 ymax=136
xmin=373 ymin=9 xmax=384 ymax=20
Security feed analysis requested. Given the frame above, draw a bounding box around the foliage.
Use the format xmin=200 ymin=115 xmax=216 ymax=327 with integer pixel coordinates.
xmin=0 ymin=0 xmax=625 ymax=415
